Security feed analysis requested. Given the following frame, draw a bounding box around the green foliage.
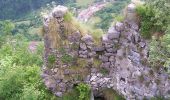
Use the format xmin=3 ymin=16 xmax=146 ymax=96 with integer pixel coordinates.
xmin=115 ymin=15 xmax=124 ymax=22
xmin=61 ymin=89 xmax=79 ymax=100
xmin=0 ymin=0 xmax=75 ymax=20
xmin=0 ymin=20 xmax=15 ymax=46
xmin=0 ymin=29 xmax=55 ymax=99
xmin=76 ymin=83 xmax=90 ymax=100
xmin=100 ymin=68 xmax=109 ymax=75
xmin=61 ymin=54 xmax=74 ymax=63
xmin=103 ymin=88 xmax=125 ymax=100
xmin=151 ymin=96 xmax=165 ymax=100
xmin=137 ymin=0 xmax=170 ymax=38
xmin=64 ymin=12 xmax=73 ymax=22
xmin=146 ymin=0 xmax=170 ymax=32
xmin=136 ymin=5 xmax=154 ymax=39
xmin=0 ymin=61 xmax=56 ymax=100
xmin=145 ymin=0 xmax=170 ymax=73
xmin=48 ymin=54 xmax=56 ymax=64
xmin=149 ymin=34 xmax=170 ymax=73
xmin=0 ymin=20 xmax=15 ymax=35
xmin=94 ymin=0 xmax=130 ymax=31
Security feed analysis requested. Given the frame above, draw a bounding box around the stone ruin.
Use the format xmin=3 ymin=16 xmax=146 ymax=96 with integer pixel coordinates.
xmin=41 ymin=3 xmax=170 ymax=100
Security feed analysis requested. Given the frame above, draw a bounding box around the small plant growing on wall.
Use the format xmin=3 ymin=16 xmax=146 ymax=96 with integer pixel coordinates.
xmin=47 ymin=54 xmax=56 ymax=68
xmin=100 ymin=68 xmax=109 ymax=76
xmin=58 ymin=47 xmax=66 ymax=54
xmin=76 ymin=83 xmax=90 ymax=100
xmin=61 ymin=54 xmax=74 ymax=63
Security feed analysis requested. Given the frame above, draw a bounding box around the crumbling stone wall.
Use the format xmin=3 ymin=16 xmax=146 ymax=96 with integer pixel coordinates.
xmin=42 ymin=3 xmax=170 ymax=100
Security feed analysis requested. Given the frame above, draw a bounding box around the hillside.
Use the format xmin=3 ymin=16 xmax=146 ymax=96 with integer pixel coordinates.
xmin=0 ymin=0 xmax=170 ymax=100
xmin=0 ymin=0 xmax=75 ymax=20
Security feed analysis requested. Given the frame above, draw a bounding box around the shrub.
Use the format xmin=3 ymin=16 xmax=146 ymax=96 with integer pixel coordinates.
xmin=149 ymin=34 xmax=170 ymax=73
xmin=100 ymin=68 xmax=109 ymax=75
xmin=136 ymin=0 xmax=170 ymax=39
xmin=136 ymin=5 xmax=155 ymax=39
xmin=115 ymin=15 xmax=124 ymax=22
xmin=61 ymin=54 xmax=74 ymax=63
xmin=48 ymin=54 xmax=56 ymax=64
xmin=64 ymin=12 xmax=73 ymax=22
xmin=0 ymin=36 xmax=58 ymax=100
xmin=146 ymin=0 xmax=170 ymax=32
xmin=0 ymin=57 xmax=56 ymax=100
xmin=76 ymin=83 xmax=90 ymax=100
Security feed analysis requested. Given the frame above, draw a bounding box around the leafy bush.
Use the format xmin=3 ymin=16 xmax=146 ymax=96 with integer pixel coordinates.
xmin=100 ymin=68 xmax=109 ymax=75
xmin=0 ymin=41 xmax=43 ymax=66
xmin=149 ymin=34 xmax=170 ymax=73
xmin=48 ymin=54 xmax=56 ymax=64
xmin=94 ymin=0 xmax=130 ymax=31
xmin=136 ymin=0 xmax=170 ymax=39
xmin=61 ymin=89 xmax=79 ymax=100
xmin=61 ymin=54 xmax=74 ymax=63
xmin=136 ymin=5 xmax=155 ymax=39
xmin=0 ymin=36 xmax=57 ymax=100
xmin=64 ymin=12 xmax=73 ymax=22
xmin=76 ymin=83 xmax=90 ymax=100
xmin=146 ymin=0 xmax=170 ymax=32
xmin=0 ymin=56 xmax=56 ymax=100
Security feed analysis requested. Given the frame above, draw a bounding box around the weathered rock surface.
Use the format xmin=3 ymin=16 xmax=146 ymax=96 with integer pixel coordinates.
xmin=42 ymin=3 xmax=170 ymax=100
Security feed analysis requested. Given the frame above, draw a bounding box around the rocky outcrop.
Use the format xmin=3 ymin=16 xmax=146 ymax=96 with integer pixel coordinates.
xmin=42 ymin=4 xmax=170 ymax=100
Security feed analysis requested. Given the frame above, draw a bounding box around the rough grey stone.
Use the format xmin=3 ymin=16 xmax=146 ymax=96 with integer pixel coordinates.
xmin=105 ymin=44 xmax=114 ymax=49
xmin=109 ymin=56 xmax=116 ymax=62
xmin=115 ymin=22 xmax=124 ymax=32
xmin=43 ymin=4 xmax=170 ymax=100
xmin=107 ymin=27 xmax=120 ymax=40
xmin=127 ymin=3 xmax=136 ymax=13
xmin=88 ymin=51 xmax=96 ymax=57
xmin=79 ymin=54 xmax=88 ymax=58
xmin=102 ymin=34 xmax=109 ymax=42
xmin=80 ymin=43 xmax=87 ymax=50
xmin=91 ymin=68 xmax=97 ymax=73
xmin=64 ymin=69 xmax=70 ymax=75
xmin=101 ymin=56 xmax=109 ymax=62
xmin=106 ymin=48 xmax=114 ymax=53
xmin=52 ymin=5 xmax=68 ymax=18
xmin=104 ymin=52 xmax=114 ymax=57
xmin=139 ymin=42 xmax=146 ymax=48
xmin=90 ymin=75 xmax=97 ymax=81
xmin=93 ymin=46 xmax=105 ymax=52
xmin=129 ymin=50 xmax=140 ymax=63
xmin=102 ymin=62 xmax=111 ymax=68
xmin=81 ymin=34 xmax=93 ymax=43
xmin=55 ymin=92 xmax=63 ymax=97
xmin=79 ymin=50 xmax=88 ymax=55
xmin=68 ymin=31 xmax=81 ymax=42
xmin=131 ymin=23 xmax=139 ymax=31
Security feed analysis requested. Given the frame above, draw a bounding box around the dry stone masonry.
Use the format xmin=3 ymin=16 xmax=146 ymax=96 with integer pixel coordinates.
xmin=42 ymin=3 xmax=170 ymax=100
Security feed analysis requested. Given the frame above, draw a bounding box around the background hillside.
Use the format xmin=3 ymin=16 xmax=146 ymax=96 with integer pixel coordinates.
xmin=0 ymin=0 xmax=75 ymax=20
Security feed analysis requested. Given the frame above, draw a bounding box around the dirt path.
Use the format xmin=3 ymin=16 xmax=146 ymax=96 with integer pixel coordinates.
xmin=77 ymin=2 xmax=107 ymax=22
